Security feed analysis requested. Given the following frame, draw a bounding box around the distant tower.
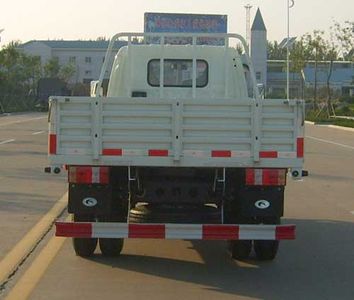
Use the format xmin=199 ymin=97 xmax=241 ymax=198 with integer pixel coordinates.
xmin=251 ymin=8 xmax=267 ymax=88
xmin=244 ymin=4 xmax=252 ymax=49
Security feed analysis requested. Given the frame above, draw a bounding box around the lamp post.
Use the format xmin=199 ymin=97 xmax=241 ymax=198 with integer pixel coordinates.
xmin=287 ymin=1 xmax=294 ymax=100
xmin=0 ymin=29 xmax=4 ymax=43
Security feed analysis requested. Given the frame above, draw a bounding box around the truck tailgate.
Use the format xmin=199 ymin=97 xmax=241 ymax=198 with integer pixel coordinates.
xmin=48 ymin=96 xmax=304 ymax=169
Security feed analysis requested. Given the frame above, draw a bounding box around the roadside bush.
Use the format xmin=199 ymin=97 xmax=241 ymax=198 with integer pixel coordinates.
xmin=339 ymin=95 xmax=354 ymax=104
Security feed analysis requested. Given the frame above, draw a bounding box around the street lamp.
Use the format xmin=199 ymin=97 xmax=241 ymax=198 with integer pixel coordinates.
xmin=287 ymin=0 xmax=294 ymax=100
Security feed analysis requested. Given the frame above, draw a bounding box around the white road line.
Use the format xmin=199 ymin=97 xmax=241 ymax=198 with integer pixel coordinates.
xmin=306 ymin=136 xmax=354 ymax=150
xmin=0 ymin=116 xmax=46 ymax=127
xmin=0 ymin=139 xmax=15 ymax=145
xmin=32 ymin=131 xmax=45 ymax=135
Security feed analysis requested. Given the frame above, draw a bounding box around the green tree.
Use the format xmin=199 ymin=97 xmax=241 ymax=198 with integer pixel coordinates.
xmin=43 ymin=57 xmax=60 ymax=78
xmin=289 ymin=39 xmax=308 ymax=99
xmin=59 ymin=63 xmax=76 ymax=83
xmin=267 ymin=41 xmax=287 ymax=60
xmin=323 ymin=38 xmax=339 ymax=117
xmin=302 ymin=31 xmax=327 ymax=109
xmin=0 ymin=42 xmax=42 ymax=112
xmin=332 ymin=21 xmax=354 ymax=61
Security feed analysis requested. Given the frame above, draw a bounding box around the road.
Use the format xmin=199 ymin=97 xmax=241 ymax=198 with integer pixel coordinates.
xmin=0 ymin=113 xmax=66 ymax=261
xmin=0 ymin=115 xmax=353 ymax=300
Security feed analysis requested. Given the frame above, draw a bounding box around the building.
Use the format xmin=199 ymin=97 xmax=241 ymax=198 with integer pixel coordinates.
xmin=250 ymin=8 xmax=267 ymax=88
xmin=250 ymin=8 xmax=353 ymax=98
xmin=267 ymin=60 xmax=354 ymax=98
xmin=20 ymin=40 xmax=126 ymax=84
xmin=20 ymin=10 xmax=353 ymax=97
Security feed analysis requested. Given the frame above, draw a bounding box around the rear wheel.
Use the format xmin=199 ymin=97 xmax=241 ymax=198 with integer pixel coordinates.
xmin=72 ymin=214 xmax=97 ymax=257
xmin=254 ymin=217 xmax=280 ymax=261
xmin=98 ymin=214 xmax=125 ymax=257
xmin=254 ymin=240 xmax=279 ymax=260
xmin=99 ymin=238 xmax=124 ymax=257
xmin=228 ymin=240 xmax=252 ymax=260
xmin=225 ymin=213 xmax=252 ymax=260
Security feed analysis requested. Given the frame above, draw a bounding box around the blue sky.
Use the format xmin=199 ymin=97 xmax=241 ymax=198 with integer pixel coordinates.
xmin=1 ymin=0 xmax=353 ymax=45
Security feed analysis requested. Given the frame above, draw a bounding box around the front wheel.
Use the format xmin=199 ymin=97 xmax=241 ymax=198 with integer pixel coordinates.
xmin=72 ymin=214 xmax=97 ymax=257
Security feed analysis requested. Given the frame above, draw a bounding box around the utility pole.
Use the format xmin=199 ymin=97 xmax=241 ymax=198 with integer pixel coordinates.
xmin=244 ymin=4 xmax=252 ymax=52
xmin=287 ymin=0 xmax=294 ymax=100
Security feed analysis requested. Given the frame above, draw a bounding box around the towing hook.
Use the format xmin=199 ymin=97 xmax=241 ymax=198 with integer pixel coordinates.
xmin=44 ymin=167 xmax=61 ymax=174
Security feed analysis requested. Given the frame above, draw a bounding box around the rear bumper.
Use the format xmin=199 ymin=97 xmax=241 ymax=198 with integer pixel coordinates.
xmin=55 ymin=222 xmax=295 ymax=240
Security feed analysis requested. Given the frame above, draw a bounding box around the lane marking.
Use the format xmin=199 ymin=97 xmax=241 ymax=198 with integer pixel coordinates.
xmin=0 ymin=116 xmax=46 ymax=127
xmin=0 ymin=139 xmax=15 ymax=145
xmin=4 ymin=216 xmax=70 ymax=300
xmin=306 ymin=136 xmax=354 ymax=150
xmin=0 ymin=193 xmax=67 ymax=286
xmin=31 ymin=131 xmax=45 ymax=136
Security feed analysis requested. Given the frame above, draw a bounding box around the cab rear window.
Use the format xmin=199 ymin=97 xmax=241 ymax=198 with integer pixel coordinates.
xmin=148 ymin=59 xmax=208 ymax=87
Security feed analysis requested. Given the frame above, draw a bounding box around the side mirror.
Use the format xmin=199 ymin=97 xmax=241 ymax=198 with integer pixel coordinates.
xmin=90 ymin=81 xmax=103 ymax=97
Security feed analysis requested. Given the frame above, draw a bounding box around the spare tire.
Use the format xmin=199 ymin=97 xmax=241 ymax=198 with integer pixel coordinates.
xmin=129 ymin=203 xmax=221 ymax=224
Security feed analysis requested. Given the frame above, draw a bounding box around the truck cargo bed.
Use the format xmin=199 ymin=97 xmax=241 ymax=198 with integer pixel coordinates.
xmin=48 ymin=96 xmax=304 ymax=169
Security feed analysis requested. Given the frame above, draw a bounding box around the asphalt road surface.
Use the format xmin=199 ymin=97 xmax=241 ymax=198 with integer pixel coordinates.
xmin=0 ymin=113 xmax=66 ymax=261
xmin=0 ymin=115 xmax=353 ymax=300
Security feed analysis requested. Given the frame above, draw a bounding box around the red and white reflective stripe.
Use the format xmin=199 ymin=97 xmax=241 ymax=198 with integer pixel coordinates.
xmin=245 ymin=168 xmax=287 ymax=186
xmin=148 ymin=149 xmax=169 ymax=157
xmin=55 ymin=222 xmax=296 ymax=240
xmin=297 ymin=137 xmax=304 ymax=158
xmin=259 ymin=151 xmax=278 ymax=158
xmin=277 ymin=152 xmax=296 ymax=159
xmin=102 ymin=149 xmax=169 ymax=157
xmin=68 ymin=166 xmax=109 ymax=184
xmin=102 ymin=149 xmax=122 ymax=156
xmin=183 ymin=150 xmax=252 ymax=158
xmin=100 ymin=148 xmax=300 ymax=159
xmin=48 ymin=134 xmax=57 ymax=155
xmin=211 ymin=150 xmax=232 ymax=158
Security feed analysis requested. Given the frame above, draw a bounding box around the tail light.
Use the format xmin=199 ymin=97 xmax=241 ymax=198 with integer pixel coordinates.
xmin=246 ymin=168 xmax=287 ymax=186
xmin=68 ymin=166 xmax=109 ymax=184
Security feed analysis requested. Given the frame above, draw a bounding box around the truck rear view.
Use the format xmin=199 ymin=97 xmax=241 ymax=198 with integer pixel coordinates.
xmin=48 ymin=32 xmax=305 ymax=261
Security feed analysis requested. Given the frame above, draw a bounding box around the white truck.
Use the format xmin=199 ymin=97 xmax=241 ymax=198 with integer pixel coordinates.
xmin=47 ymin=32 xmax=306 ymax=261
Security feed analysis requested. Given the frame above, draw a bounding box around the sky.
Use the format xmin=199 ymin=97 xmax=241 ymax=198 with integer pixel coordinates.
xmin=0 ymin=0 xmax=353 ymax=45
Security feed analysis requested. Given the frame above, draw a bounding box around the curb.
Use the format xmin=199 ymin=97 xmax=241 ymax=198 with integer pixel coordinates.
xmin=0 ymin=193 xmax=67 ymax=286
xmin=305 ymin=121 xmax=354 ymax=132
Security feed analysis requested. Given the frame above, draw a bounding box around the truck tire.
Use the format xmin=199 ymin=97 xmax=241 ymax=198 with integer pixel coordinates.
xmin=254 ymin=217 xmax=280 ymax=260
xmin=98 ymin=214 xmax=125 ymax=257
xmin=228 ymin=240 xmax=252 ymax=260
xmin=225 ymin=214 xmax=252 ymax=260
xmin=99 ymin=238 xmax=124 ymax=257
xmin=254 ymin=240 xmax=279 ymax=260
xmin=72 ymin=214 xmax=97 ymax=257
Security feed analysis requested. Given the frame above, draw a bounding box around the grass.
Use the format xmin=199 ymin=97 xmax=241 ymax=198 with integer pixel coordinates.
xmin=306 ymin=109 xmax=354 ymax=128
